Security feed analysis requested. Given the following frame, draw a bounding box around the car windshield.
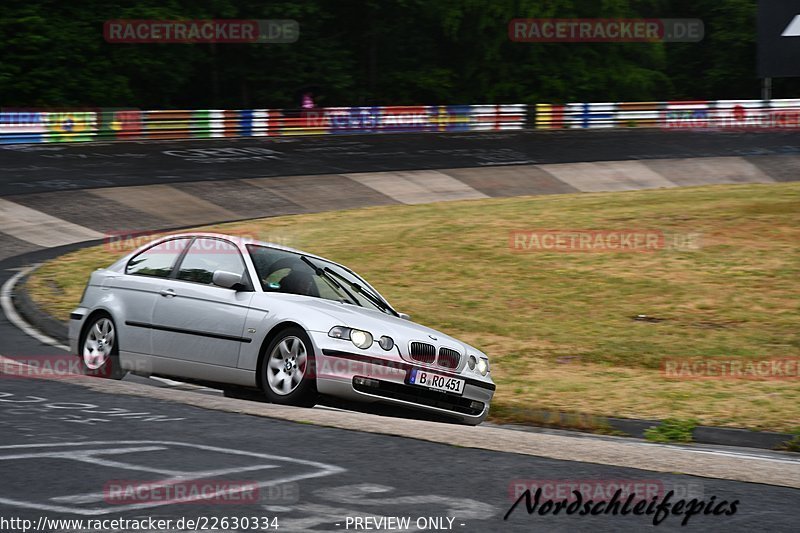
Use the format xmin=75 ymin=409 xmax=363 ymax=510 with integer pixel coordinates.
xmin=247 ymin=244 xmax=394 ymax=315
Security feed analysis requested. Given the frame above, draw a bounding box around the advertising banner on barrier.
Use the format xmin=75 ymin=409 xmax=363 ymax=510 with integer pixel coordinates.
xmin=144 ymin=110 xmax=193 ymax=139
xmin=533 ymin=99 xmax=800 ymax=130
xmin=192 ymin=110 xmax=213 ymax=138
xmin=660 ymin=101 xmax=711 ymax=129
xmin=615 ymin=102 xmax=660 ymax=128
xmin=712 ymin=100 xmax=800 ymax=130
xmin=430 ymin=105 xmax=470 ymax=132
xmin=566 ymin=103 xmax=616 ymax=128
xmin=45 ymin=111 xmax=97 ymax=142
xmin=98 ymin=109 xmax=143 ymax=139
xmin=0 ymin=111 xmax=48 ymax=143
xmin=535 ymin=104 xmax=564 ymax=129
xmin=0 ymin=104 xmax=525 ymax=143
xmin=329 ymin=107 xmax=381 ymax=134
xmin=380 ymin=106 xmax=431 ymax=132
xmin=288 ymin=109 xmax=330 ymax=135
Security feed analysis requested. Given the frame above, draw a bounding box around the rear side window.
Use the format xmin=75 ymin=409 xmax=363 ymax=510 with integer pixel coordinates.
xmin=176 ymin=238 xmax=246 ymax=285
xmin=126 ymin=238 xmax=190 ymax=278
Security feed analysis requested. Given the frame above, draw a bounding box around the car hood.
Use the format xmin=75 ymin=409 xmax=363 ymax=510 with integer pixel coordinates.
xmin=262 ymin=293 xmax=483 ymax=356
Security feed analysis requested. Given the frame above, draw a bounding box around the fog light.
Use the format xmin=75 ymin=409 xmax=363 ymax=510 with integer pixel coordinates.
xmin=470 ymin=400 xmax=484 ymax=411
xmin=354 ymin=376 xmax=380 ymax=388
xmin=378 ymin=335 xmax=394 ymax=351
xmin=350 ymin=329 xmax=373 ymax=349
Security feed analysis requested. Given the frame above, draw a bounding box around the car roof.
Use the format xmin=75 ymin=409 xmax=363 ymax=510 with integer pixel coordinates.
xmin=154 ymin=232 xmax=343 ymax=269
xmin=118 ymin=231 xmax=395 ymax=309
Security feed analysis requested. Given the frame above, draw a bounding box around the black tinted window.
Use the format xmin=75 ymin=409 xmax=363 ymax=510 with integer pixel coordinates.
xmin=247 ymin=244 xmax=392 ymax=313
xmin=126 ymin=238 xmax=190 ymax=278
xmin=177 ymin=238 xmax=246 ymax=285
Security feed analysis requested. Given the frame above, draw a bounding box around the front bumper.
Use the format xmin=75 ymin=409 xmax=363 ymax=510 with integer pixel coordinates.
xmin=310 ymin=332 xmax=495 ymax=425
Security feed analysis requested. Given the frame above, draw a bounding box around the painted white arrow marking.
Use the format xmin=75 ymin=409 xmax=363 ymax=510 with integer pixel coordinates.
xmin=0 ymin=440 xmax=345 ymax=515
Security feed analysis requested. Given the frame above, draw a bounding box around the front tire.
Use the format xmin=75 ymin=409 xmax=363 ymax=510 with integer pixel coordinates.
xmin=78 ymin=314 xmax=126 ymax=380
xmin=261 ymin=327 xmax=318 ymax=407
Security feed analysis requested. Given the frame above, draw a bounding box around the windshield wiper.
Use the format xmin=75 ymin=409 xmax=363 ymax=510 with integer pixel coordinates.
xmin=300 ymin=256 xmax=360 ymax=306
xmin=321 ymin=266 xmax=395 ymax=315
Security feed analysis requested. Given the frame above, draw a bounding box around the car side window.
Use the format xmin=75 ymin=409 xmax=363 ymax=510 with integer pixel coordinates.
xmin=126 ymin=238 xmax=191 ymax=278
xmin=176 ymin=238 xmax=246 ymax=285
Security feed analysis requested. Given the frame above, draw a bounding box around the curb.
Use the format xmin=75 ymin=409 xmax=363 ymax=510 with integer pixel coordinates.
xmin=13 ymin=265 xmax=798 ymax=452
xmin=14 ymin=270 xmax=70 ymax=344
xmin=492 ymin=409 xmax=796 ymax=451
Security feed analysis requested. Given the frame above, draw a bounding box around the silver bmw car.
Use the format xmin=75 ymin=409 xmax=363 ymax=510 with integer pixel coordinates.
xmin=69 ymin=233 xmax=495 ymax=425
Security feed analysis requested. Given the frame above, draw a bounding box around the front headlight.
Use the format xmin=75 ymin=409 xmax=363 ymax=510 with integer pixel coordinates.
xmin=477 ymin=358 xmax=489 ymax=376
xmin=328 ymin=326 xmax=377 ymax=350
xmin=350 ymin=329 xmax=373 ymax=349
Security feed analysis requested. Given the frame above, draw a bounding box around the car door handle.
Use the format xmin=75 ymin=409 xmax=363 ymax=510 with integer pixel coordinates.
xmin=159 ymin=288 xmax=176 ymax=298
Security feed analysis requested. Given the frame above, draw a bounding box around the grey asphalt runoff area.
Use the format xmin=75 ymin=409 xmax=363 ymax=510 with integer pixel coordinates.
xmin=1 ymin=129 xmax=799 ymax=195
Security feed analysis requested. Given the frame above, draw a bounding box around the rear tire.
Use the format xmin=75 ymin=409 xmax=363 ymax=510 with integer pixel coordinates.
xmin=260 ymin=327 xmax=318 ymax=407
xmin=78 ymin=313 xmax=126 ymax=380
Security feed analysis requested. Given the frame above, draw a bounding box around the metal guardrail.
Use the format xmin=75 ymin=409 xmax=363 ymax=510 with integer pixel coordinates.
xmin=0 ymin=104 xmax=526 ymax=144
xmin=3 ymin=99 xmax=797 ymax=144
xmin=535 ymin=99 xmax=800 ymax=129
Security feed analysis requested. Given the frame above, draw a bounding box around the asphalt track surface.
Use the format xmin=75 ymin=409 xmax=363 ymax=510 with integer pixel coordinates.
xmin=1 ymin=131 xmax=799 ymax=531
xmin=2 ymin=129 xmax=800 ymax=195
xmin=1 ymin=376 xmax=797 ymax=533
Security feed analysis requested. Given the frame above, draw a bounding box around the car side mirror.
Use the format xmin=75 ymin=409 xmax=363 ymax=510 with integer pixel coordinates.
xmin=212 ymin=270 xmax=246 ymax=290
xmin=398 ymin=312 xmax=412 ymax=321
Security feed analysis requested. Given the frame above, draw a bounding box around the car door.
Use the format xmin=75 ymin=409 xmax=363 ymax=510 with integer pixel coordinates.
xmin=115 ymin=237 xmax=192 ymax=359
xmin=150 ymin=237 xmax=254 ymax=378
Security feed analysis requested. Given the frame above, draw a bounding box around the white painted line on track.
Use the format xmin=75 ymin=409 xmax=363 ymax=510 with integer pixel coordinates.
xmin=0 ymin=441 xmax=345 ymax=515
xmin=1 ymin=266 xmax=69 ymax=351
xmin=149 ymin=376 xmax=192 ymax=387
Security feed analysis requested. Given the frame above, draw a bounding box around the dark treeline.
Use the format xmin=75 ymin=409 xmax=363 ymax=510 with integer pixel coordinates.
xmin=1 ymin=0 xmax=797 ymax=109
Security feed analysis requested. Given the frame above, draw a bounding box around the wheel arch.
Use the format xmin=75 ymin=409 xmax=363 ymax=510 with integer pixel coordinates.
xmin=79 ymin=308 xmax=116 ymax=349
xmin=255 ymin=320 xmax=307 ymax=390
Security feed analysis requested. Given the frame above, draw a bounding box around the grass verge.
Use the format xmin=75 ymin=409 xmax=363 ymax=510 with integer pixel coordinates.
xmin=25 ymin=182 xmax=800 ymax=432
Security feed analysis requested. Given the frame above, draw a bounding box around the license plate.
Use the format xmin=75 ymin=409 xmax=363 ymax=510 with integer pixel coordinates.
xmin=409 ymin=369 xmax=465 ymax=395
